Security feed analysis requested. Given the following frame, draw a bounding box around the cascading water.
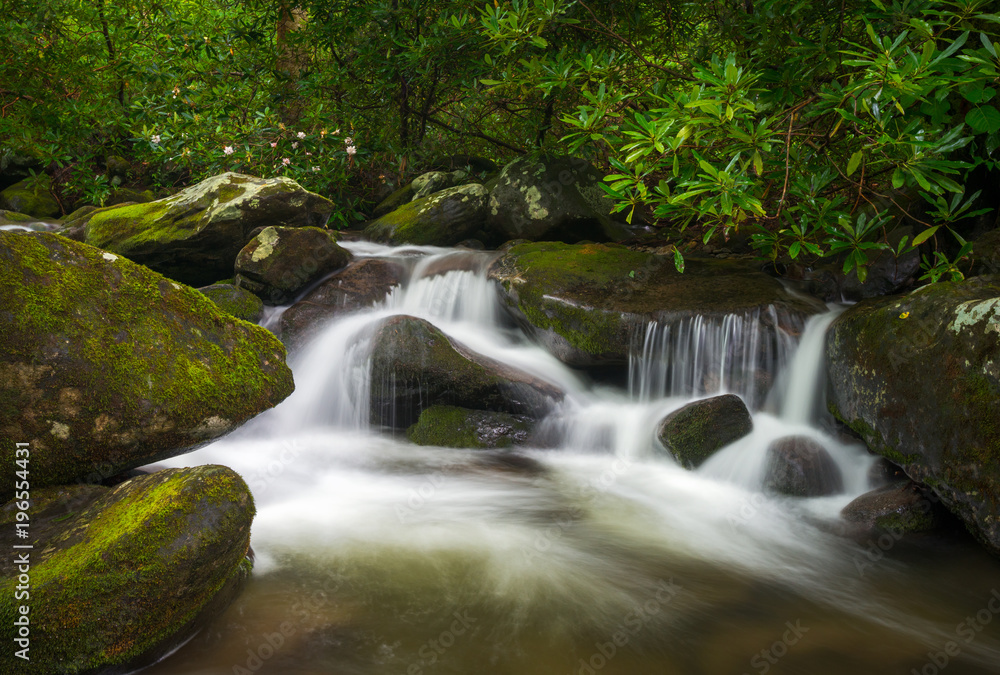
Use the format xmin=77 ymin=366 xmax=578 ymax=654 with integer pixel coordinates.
xmin=145 ymin=242 xmax=1000 ymax=675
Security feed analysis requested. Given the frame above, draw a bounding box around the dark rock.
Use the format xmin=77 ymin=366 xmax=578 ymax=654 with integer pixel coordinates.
xmin=486 ymin=154 xmax=629 ymax=243
xmin=655 ymin=394 xmax=754 ymax=468
xmin=199 ymin=283 xmax=265 ymax=322
xmin=0 ymin=231 xmax=294 ymax=497
xmin=371 ymin=182 xmax=415 ymax=219
xmin=407 ymin=405 xmax=535 ymax=448
xmin=807 ymin=228 xmax=920 ymax=301
xmin=84 ymin=172 xmax=334 ymax=286
xmin=364 ymin=184 xmax=488 ymax=246
xmin=841 ymin=481 xmax=947 ymax=534
xmin=280 ymin=257 xmax=405 ymax=349
xmin=235 ymin=225 xmax=351 ymax=304
xmin=971 ymin=228 xmax=1000 ymax=277
xmin=489 ymin=242 xmax=824 ymax=367
xmin=763 ymin=436 xmax=843 ymax=496
xmin=0 ymin=466 xmax=254 ymax=675
xmin=0 ymin=175 xmax=60 ymax=218
xmin=369 ymin=315 xmax=562 ymax=428
xmin=826 ymin=275 xmax=1000 ymax=555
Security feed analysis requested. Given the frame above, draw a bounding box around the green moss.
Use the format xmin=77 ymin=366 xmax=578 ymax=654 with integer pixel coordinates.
xmin=85 ymin=200 xmax=175 ymax=250
xmin=0 ymin=467 xmax=254 ymax=672
xmin=407 ymin=406 xmax=489 ymax=448
xmin=0 ymin=231 xmax=294 ymax=490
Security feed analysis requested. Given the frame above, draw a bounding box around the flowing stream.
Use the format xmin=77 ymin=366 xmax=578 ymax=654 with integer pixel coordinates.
xmin=145 ymin=242 xmax=1000 ymax=675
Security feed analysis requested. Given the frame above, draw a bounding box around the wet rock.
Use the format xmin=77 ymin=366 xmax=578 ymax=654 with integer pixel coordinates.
xmin=826 ymin=275 xmax=1000 ymax=555
xmin=407 ymin=405 xmax=535 ymax=449
xmin=807 ymin=227 xmax=919 ymax=301
xmin=841 ymin=481 xmax=947 ymax=534
xmin=971 ymin=228 xmax=1000 ymax=277
xmin=84 ymin=172 xmax=334 ymax=286
xmin=485 ymin=154 xmax=629 ymax=243
xmin=0 ymin=174 xmax=60 ymax=218
xmin=235 ymin=225 xmax=351 ymax=304
xmin=0 ymin=466 xmax=254 ymax=675
xmin=369 ymin=315 xmax=562 ymax=429
xmin=0 ymin=231 xmax=294 ymax=497
xmin=280 ymin=257 xmax=405 ymax=349
xmin=199 ymin=283 xmax=265 ymax=322
xmin=411 ymin=169 xmax=467 ymax=200
xmin=489 ymin=242 xmax=823 ymax=367
xmin=655 ymin=394 xmax=754 ymax=468
xmin=762 ymin=436 xmax=843 ymax=497
xmin=364 ymin=184 xmax=488 ymax=246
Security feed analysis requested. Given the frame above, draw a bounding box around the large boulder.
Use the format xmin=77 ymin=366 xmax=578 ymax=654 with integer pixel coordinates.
xmin=406 ymin=405 xmax=534 ymax=449
xmin=198 ymin=283 xmax=264 ymax=323
xmin=234 ymin=225 xmax=351 ymax=304
xmin=489 ymin=242 xmax=823 ymax=368
xmin=84 ymin=172 xmax=334 ymax=286
xmin=0 ymin=231 xmax=294 ymax=497
xmin=369 ymin=315 xmax=562 ymax=428
xmin=762 ymin=436 xmax=844 ymax=497
xmin=485 ymin=154 xmax=630 ymax=243
xmin=0 ymin=175 xmax=61 ymax=218
xmin=280 ymin=257 xmax=405 ymax=349
xmin=0 ymin=466 xmax=254 ymax=674
xmin=364 ymin=184 xmax=488 ymax=246
xmin=826 ymin=276 xmax=1000 ymax=554
xmin=411 ymin=169 xmax=467 ymax=200
xmin=655 ymin=394 xmax=754 ymax=468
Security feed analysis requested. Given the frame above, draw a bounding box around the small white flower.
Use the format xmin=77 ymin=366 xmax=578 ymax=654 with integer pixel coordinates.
xmin=346 ymin=145 xmax=357 ymax=156
xmin=292 ymin=142 xmax=298 ymax=149
xmin=270 ymin=142 xmax=277 ymax=148
xmin=297 ymin=131 xmax=306 ymax=139
xmin=312 ymin=166 xmax=319 ymax=172
xmin=334 ymin=128 xmax=340 ymax=134
xmin=282 ymin=157 xmax=291 ymax=166
xmin=306 ymin=151 xmax=312 ymax=156
xmin=151 ymin=135 xmax=161 ymax=144
xmin=223 ymin=146 xmax=234 ymax=155
xmin=344 ymin=137 xmax=353 ymax=145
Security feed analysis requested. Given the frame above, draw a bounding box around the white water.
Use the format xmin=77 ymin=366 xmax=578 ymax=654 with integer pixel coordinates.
xmin=149 ymin=242 xmax=1000 ymax=675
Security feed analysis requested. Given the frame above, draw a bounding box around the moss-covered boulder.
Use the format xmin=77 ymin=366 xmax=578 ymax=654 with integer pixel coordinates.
xmin=489 ymin=242 xmax=823 ymax=367
xmin=485 ymin=154 xmax=630 ymax=243
xmin=0 ymin=466 xmax=254 ymax=674
xmin=840 ymin=481 xmax=949 ymax=534
xmin=655 ymin=394 xmax=753 ymax=468
xmin=0 ymin=231 xmax=294 ymax=497
xmin=234 ymin=225 xmax=351 ymax=304
xmin=411 ymin=169 xmax=467 ymax=200
xmin=199 ymin=283 xmax=265 ymax=322
xmin=84 ymin=172 xmax=334 ymax=286
xmin=364 ymin=184 xmax=488 ymax=246
xmin=826 ymin=276 xmax=1000 ymax=555
xmin=762 ymin=436 xmax=843 ymax=497
xmin=280 ymin=257 xmax=405 ymax=350
xmin=371 ymin=182 xmax=416 ymax=219
xmin=105 ymin=186 xmax=156 ymax=207
xmin=0 ymin=175 xmax=60 ymax=218
xmin=407 ymin=405 xmax=535 ymax=448
xmin=370 ymin=315 xmax=562 ymax=428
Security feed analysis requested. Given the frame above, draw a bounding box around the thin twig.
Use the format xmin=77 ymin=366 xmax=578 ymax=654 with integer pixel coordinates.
xmin=775 ymin=113 xmax=794 ymax=221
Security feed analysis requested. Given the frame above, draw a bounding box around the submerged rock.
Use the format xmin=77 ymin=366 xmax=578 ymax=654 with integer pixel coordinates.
xmin=762 ymin=436 xmax=843 ymax=497
xmin=827 ymin=276 xmax=1000 ymax=555
xmin=486 ymin=154 xmax=629 ymax=243
xmin=0 ymin=231 xmax=294 ymax=497
xmin=0 ymin=466 xmax=254 ymax=674
xmin=369 ymin=315 xmax=562 ymax=428
xmin=407 ymin=405 xmax=535 ymax=449
xmin=234 ymin=225 xmax=351 ymax=304
xmin=198 ymin=283 xmax=265 ymax=322
xmin=280 ymin=257 xmax=405 ymax=350
xmin=84 ymin=172 xmax=334 ymax=286
xmin=655 ymin=394 xmax=753 ymax=468
xmin=489 ymin=242 xmax=822 ymax=367
xmin=364 ymin=184 xmax=488 ymax=246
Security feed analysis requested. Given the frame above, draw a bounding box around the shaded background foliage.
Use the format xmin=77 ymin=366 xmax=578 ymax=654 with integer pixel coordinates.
xmin=1 ymin=0 xmax=998 ymax=278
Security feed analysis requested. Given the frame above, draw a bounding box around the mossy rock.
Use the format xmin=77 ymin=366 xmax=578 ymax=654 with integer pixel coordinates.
xmin=0 ymin=175 xmax=60 ymax=218
xmin=655 ymin=394 xmax=753 ymax=468
xmin=371 ymin=182 xmax=416 ymax=219
xmin=407 ymin=405 xmax=535 ymax=448
xmin=0 ymin=231 xmax=294 ymax=498
xmin=364 ymin=184 xmax=488 ymax=246
xmin=411 ymin=169 xmax=467 ymax=200
xmin=489 ymin=242 xmax=823 ymax=367
xmin=234 ymin=225 xmax=351 ymax=304
xmin=826 ymin=276 xmax=1000 ymax=555
xmin=0 ymin=466 xmax=254 ymax=674
xmin=369 ymin=315 xmax=562 ymax=429
xmin=105 ymin=186 xmax=155 ymax=207
xmin=280 ymin=257 xmax=405 ymax=350
xmin=84 ymin=172 xmax=334 ymax=286
xmin=485 ymin=154 xmax=630 ymax=243
xmin=841 ymin=481 xmax=949 ymax=534
xmin=198 ymin=283 xmax=264 ymax=322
